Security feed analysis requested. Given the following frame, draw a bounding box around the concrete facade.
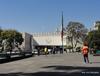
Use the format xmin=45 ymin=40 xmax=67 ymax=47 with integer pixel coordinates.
xmin=32 ymin=32 xmax=66 ymax=46
xmin=21 ymin=32 xmax=82 ymax=51
xmin=21 ymin=32 xmax=32 ymax=51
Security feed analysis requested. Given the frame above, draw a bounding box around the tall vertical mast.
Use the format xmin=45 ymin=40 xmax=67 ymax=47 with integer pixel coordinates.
xmin=61 ymin=12 xmax=64 ymax=54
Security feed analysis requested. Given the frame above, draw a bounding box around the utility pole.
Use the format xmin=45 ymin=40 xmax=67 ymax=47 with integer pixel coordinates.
xmin=61 ymin=12 xmax=64 ymax=54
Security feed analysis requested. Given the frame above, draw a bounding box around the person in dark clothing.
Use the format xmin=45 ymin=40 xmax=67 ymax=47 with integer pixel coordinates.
xmin=37 ymin=47 xmax=40 ymax=56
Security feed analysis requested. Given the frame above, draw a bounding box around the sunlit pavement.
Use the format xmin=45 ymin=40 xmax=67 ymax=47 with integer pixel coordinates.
xmin=0 ymin=53 xmax=100 ymax=76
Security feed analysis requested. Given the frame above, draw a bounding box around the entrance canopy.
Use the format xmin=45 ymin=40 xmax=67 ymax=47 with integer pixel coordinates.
xmin=32 ymin=32 xmax=66 ymax=46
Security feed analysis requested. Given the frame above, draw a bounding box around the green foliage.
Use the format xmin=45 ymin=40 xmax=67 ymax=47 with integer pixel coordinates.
xmin=15 ymin=32 xmax=23 ymax=45
xmin=0 ymin=27 xmax=2 ymax=34
xmin=76 ymin=46 xmax=81 ymax=52
xmin=0 ymin=27 xmax=2 ymax=46
xmin=66 ymin=45 xmax=73 ymax=49
xmin=95 ymin=21 xmax=100 ymax=31
xmin=76 ymin=46 xmax=81 ymax=50
xmin=0 ymin=29 xmax=23 ymax=52
xmin=1 ymin=29 xmax=23 ymax=45
xmin=87 ymin=21 xmax=100 ymax=48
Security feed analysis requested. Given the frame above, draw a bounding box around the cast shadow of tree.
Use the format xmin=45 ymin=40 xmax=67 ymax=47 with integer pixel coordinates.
xmin=0 ymin=55 xmax=33 ymax=64
xmin=0 ymin=65 xmax=100 ymax=76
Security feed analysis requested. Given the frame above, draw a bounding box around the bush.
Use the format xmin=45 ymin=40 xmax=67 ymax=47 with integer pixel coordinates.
xmin=76 ymin=47 xmax=81 ymax=52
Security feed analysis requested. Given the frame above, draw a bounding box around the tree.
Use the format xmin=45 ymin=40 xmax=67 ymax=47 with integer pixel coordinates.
xmin=95 ymin=21 xmax=100 ymax=31
xmin=65 ymin=21 xmax=88 ymax=51
xmin=1 ymin=29 xmax=23 ymax=52
xmin=87 ymin=21 xmax=100 ymax=48
xmin=67 ymin=45 xmax=73 ymax=52
xmin=0 ymin=27 xmax=2 ymax=34
xmin=0 ymin=27 xmax=2 ymax=47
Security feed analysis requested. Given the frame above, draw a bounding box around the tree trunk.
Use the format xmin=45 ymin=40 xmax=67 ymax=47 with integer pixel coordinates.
xmin=71 ymin=37 xmax=74 ymax=52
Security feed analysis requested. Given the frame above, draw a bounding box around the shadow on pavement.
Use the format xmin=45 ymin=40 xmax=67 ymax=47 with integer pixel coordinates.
xmin=91 ymin=62 xmax=100 ymax=64
xmin=0 ymin=65 xmax=100 ymax=76
xmin=0 ymin=55 xmax=33 ymax=64
xmin=42 ymin=65 xmax=100 ymax=72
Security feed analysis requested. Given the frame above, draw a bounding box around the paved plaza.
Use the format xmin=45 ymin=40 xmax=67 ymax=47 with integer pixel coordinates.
xmin=0 ymin=53 xmax=100 ymax=76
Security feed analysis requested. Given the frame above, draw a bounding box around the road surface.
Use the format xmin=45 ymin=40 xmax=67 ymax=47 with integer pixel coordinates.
xmin=0 ymin=53 xmax=100 ymax=76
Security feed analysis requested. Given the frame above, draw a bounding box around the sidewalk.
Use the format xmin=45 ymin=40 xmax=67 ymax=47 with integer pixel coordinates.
xmin=0 ymin=53 xmax=100 ymax=76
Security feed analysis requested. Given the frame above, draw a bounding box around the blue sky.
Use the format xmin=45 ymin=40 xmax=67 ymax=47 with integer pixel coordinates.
xmin=0 ymin=0 xmax=100 ymax=33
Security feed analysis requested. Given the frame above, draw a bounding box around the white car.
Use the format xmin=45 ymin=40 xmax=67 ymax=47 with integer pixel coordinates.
xmin=33 ymin=49 xmax=38 ymax=54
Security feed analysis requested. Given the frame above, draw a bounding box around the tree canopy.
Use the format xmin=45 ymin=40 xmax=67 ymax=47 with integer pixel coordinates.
xmin=65 ymin=21 xmax=88 ymax=51
xmin=0 ymin=29 xmax=23 ymax=52
xmin=87 ymin=21 xmax=100 ymax=48
xmin=0 ymin=27 xmax=2 ymax=46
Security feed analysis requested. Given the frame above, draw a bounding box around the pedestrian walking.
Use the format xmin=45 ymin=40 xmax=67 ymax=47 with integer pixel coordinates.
xmin=44 ymin=47 xmax=48 ymax=56
xmin=37 ymin=47 xmax=40 ymax=56
xmin=81 ymin=41 xmax=89 ymax=63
